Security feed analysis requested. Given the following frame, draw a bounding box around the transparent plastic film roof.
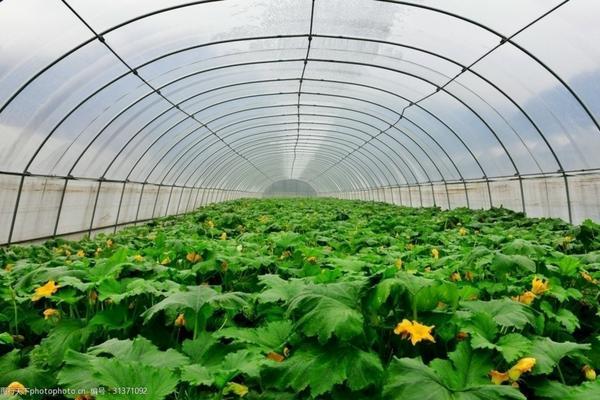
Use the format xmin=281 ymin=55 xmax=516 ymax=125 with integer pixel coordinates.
xmin=1 ymin=0 xmax=600 ymax=244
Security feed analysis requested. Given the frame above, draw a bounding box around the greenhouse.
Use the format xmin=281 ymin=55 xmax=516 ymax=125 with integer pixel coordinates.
xmin=0 ymin=1 xmax=599 ymax=399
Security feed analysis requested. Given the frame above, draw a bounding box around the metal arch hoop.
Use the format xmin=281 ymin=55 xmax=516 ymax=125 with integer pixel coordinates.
xmin=3 ymin=0 xmax=586 ymax=242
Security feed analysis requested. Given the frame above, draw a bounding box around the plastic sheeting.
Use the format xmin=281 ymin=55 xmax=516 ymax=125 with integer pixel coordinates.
xmin=1 ymin=0 xmax=600 ymax=244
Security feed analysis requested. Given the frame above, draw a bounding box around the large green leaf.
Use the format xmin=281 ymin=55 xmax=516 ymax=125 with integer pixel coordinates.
xmin=29 ymin=319 xmax=94 ymax=369
xmin=217 ymin=320 xmax=292 ymax=351
xmin=94 ymin=359 xmax=179 ymax=400
xmin=257 ymin=274 xmax=305 ymax=303
xmin=533 ymin=380 xmax=600 ymax=399
xmin=461 ymin=299 xmax=535 ymax=329
xmin=384 ymin=343 xmax=526 ymax=400
xmin=287 ymin=281 xmax=365 ymax=343
xmin=88 ymin=336 xmax=189 ymax=370
xmin=142 ymin=285 xmax=250 ymax=322
xmin=529 ymin=338 xmax=591 ymax=375
xmin=490 ymin=253 xmax=536 ymax=275
xmin=263 ymin=343 xmax=383 ymax=396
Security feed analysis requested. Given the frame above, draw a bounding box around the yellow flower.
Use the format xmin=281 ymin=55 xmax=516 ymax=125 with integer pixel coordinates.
xmin=458 ymin=227 xmax=468 ymax=236
xmin=489 ymin=370 xmax=509 ymax=385
xmin=531 ymin=277 xmax=549 ymax=295
xmin=279 ymin=250 xmax=292 ymax=260
xmin=563 ymin=235 xmax=573 ymax=244
xmin=225 ymin=382 xmax=248 ymax=397
xmin=508 ymin=357 xmax=536 ymax=381
xmin=512 ymin=291 xmax=536 ymax=305
xmin=161 ymin=257 xmax=171 ymax=265
xmin=133 ymin=254 xmax=144 ymax=262
xmin=450 ymin=272 xmax=461 ymax=282
xmin=76 ymin=250 xmax=85 ymax=257
xmin=393 ymin=319 xmax=413 ymax=338
xmin=175 ymin=313 xmax=186 ymax=327
xmin=258 ymin=215 xmax=270 ymax=224
xmin=395 ymin=259 xmax=403 ymax=269
xmin=206 ymin=220 xmax=215 ymax=229
xmin=220 ymin=232 xmax=227 ymax=240
xmin=582 ymin=365 xmax=596 ymax=381
xmin=64 ymin=249 xmax=72 ymax=257
xmin=306 ymin=256 xmax=317 ymax=264
xmin=465 ymin=271 xmax=474 ymax=281
xmin=32 ymin=280 xmax=59 ymax=302
xmin=186 ymin=252 xmax=202 ymax=264
xmin=431 ymin=248 xmax=439 ymax=259
xmin=4 ymin=263 xmax=14 ymax=272
xmin=581 ymin=271 xmax=596 ymax=284
xmin=106 ymin=239 xmax=113 ymax=248
xmin=89 ymin=290 xmax=98 ymax=304
xmin=43 ymin=308 xmax=59 ymax=320
xmin=393 ymin=319 xmax=435 ymax=345
xmin=266 ymin=352 xmax=285 ymax=362
xmin=6 ymin=381 xmax=27 ymax=395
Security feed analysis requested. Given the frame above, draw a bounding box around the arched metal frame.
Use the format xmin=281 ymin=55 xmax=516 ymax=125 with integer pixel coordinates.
xmin=2 ymin=0 xmax=597 ymax=243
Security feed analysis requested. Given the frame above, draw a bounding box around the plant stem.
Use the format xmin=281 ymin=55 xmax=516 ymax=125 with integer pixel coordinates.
xmin=11 ymin=287 xmax=18 ymax=335
xmin=557 ymin=364 xmax=566 ymax=384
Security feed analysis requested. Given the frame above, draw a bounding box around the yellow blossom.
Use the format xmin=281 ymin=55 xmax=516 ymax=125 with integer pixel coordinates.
xmin=226 ymin=382 xmax=248 ymax=397
xmin=393 ymin=319 xmax=435 ymax=345
xmin=4 ymin=263 xmax=14 ymax=272
xmin=76 ymin=250 xmax=85 ymax=257
xmin=582 ymin=365 xmax=596 ymax=381
xmin=175 ymin=313 xmax=186 ymax=327
xmin=43 ymin=308 xmax=59 ymax=320
xmin=266 ymin=352 xmax=285 ymax=362
xmin=458 ymin=227 xmax=468 ymax=236
xmin=563 ymin=235 xmax=573 ymax=244
xmin=512 ymin=291 xmax=536 ymax=305
xmin=106 ymin=239 xmax=113 ymax=248
xmin=395 ymin=259 xmax=403 ymax=269
xmin=206 ymin=220 xmax=215 ymax=229
xmin=186 ymin=252 xmax=202 ymax=263
xmin=279 ymin=250 xmax=292 ymax=260
xmin=531 ymin=277 xmax=549 ymax=295
xmin=508 ymin=357 xmax=536 ymax=381
xmin=431 ymin=248 xmax=439 ymax=259
xmin=450 ymin=272 xmax=461 ymax=282
xmin=306 ymin=256 xmax=317 ymax=264
xmin=6 ymin=381 xmax=27 ymax=395
xmin=32 ymin=280 xmax=59 ymax=302
xmin=581 ymin=271 xmax=596 ymax=284
xmin=89 ymin=290 xmax=98 ymax=304
xmin=220 ymin=232 xmax=227 ymax=240
xmin=133 ymin=254 xmax=144 ymax=262
xmin=161 ymin=257 xmax=171 ymax=265
xmin=258 ymin=215 xmax=270 ymax=224
xmin=489 ymin=370 xmax=510 ymax=385
xmin=465 ymin=271 xmax=474 ymax=281
xmin=64 ymin=249 xmax=72 ymax=257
